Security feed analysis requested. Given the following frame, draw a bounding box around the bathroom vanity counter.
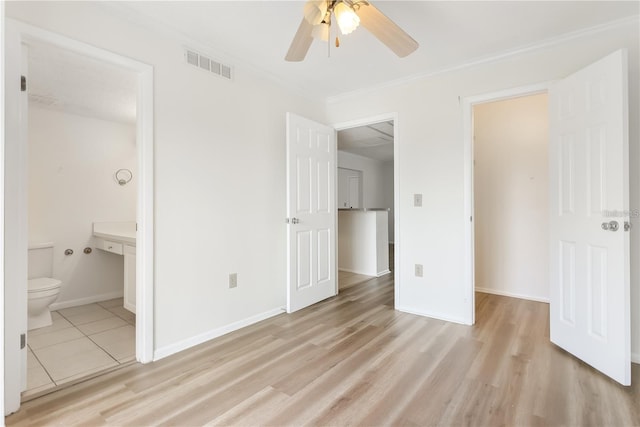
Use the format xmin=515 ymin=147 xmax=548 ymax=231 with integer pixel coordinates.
xmin=93 ymin=221 xmax=136 ymax=314
xmin=93 ymin=221 xmax=136 ymax=245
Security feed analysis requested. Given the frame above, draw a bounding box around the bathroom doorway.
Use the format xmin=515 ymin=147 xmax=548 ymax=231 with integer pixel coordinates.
xmin=23 ymin=40 xmax=139 ymax=399
xmin=335 ymin=119 xmax=396 ymax=292
xmin=4 ymin=20 xmax=154 ymax=414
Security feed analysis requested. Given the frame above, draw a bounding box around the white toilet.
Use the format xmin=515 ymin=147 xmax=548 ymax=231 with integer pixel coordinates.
xmin=28 ymin=243 xmax=63 ymax=330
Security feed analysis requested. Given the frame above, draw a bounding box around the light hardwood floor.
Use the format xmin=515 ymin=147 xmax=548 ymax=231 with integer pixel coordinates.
xmin=6 ymin=272 xmax=640 ymax=426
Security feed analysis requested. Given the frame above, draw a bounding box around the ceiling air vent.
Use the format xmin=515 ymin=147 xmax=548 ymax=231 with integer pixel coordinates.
xmin=184 ymin=48 xmax=233 ymax=81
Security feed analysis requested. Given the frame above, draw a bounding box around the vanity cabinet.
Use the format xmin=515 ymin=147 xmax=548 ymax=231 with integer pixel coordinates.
xmin=123 ymin=244 xmax=136 ymax=313
xmin=93 ymin=222 xmax=137 ymax=314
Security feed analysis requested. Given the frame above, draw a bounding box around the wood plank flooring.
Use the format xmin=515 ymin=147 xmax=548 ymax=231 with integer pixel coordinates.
xmin=6 ymin=272 xmax=640 ymax=426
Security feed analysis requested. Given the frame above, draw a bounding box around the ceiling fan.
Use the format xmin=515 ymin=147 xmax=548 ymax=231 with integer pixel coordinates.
xmin=285 ymin=0 xmax=419 ymax=62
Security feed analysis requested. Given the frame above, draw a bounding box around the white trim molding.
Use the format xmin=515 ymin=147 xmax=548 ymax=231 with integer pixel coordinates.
xmin=632 ymin=353 xmax=640 ymax=364
xmin=396 ymin=305 xmax=469 ymax=326
xmin=1 ymin=0 xmax=6 ymax=418
xmin=49 ymin=291 xmax=125 ymax=312
xmin=475 ymin=287 xmax=550 ymax=304
xmin=154 ymin=308 xmax=285 ymax=361
xmin=327 ymin=15 xmax=639 ymax=104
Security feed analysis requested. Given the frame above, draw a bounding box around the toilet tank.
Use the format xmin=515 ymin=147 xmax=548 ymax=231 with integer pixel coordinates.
xmin=28 ymin=242 xmax=54 ymax=279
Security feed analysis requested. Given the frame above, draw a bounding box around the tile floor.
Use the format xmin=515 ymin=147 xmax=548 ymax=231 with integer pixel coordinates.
xmin=25 ymin=298 xmax=135 ymax=399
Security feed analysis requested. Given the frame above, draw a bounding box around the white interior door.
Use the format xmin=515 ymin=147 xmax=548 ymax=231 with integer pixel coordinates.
xmin=286 ymin=113 xmax=336 ymax=313
xmin=4 ymin=27 xmax=29 ymax=414
xmin=549 ymin=49 xmax=630 ymax=385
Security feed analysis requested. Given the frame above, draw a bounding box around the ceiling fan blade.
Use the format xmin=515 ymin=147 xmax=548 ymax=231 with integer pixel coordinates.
xmin=285 ymin=18 xmax=315 ymax=62
xmin=357 ymin=3 xmax=419 ymax=58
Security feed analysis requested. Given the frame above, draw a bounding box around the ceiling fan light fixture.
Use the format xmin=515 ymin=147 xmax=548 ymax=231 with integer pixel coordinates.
xmin=334 ymin=2 xmax=360 ymax=35
xmin=303 ymin=0 xmax=328 ymax=25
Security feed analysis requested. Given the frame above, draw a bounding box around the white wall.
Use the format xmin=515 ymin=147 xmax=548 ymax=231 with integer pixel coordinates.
xmin=338 ymin=151 xmax=395 ymax=241
xmin=326 ymin=19 xmax=640 ymax=357
xmin=28 ymin=106 xmax=136 ymax=307
xmin=5 ymin=1 xmax=326 ymax=354
xmin=338 ymin=210 xmax=389 ymax=276
xmin=473 ymin=94 xmax=549 ymax=302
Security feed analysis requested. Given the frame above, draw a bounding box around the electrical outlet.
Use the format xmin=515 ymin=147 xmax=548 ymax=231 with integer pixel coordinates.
xmin=415 ymin=264 xmax=423 ymax=277
xmin=414 ymin=193 xmax=423 ymax=207
xmin=229 ymin=273 xmax=238 ymax=288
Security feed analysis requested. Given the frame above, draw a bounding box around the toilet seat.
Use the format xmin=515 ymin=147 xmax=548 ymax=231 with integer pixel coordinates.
xmin=28 ymin=277 xmax=62 ymax=293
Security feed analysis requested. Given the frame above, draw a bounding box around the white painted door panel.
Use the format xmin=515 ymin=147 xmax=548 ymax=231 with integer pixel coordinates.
xmin=4 ymin=26 xmax=29 ymax=414
xmin=549 ymin=50 xmax=630 ymax=385
xmin=286 ymin=113 xmax=336 ymax=313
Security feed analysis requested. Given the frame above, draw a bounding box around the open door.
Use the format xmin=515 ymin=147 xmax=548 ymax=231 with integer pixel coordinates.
xmin=286 ymin=113 xmax=337 ymax=313
xmin=4 ymin=29 xmax=30 ymax=414
xmin=549 ymin=49 xmax=630 ymax=385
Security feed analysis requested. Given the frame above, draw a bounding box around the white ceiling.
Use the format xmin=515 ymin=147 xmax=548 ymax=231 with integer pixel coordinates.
xmin=338 ymin=120 xmax=394 ymax=161
xmin=25 ymin=2 xmax=638 ymax=123
xmin=28 ymin=40 xmax=138 ymax=124
xmin=116 ymin=1 xmax=639 ymax=99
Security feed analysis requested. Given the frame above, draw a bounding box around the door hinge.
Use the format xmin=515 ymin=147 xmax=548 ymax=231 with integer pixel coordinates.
xmin=21 ymin=75 xmax=26 ymax=92
xmin=20 ymin=333 xmax=26 ymax=349
xmin=470 ymin=216 xmax=473 ymax=222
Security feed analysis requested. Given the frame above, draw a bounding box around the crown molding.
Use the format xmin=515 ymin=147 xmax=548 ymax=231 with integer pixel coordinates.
xmin=326 ymin=14 xmax=640 ymax=105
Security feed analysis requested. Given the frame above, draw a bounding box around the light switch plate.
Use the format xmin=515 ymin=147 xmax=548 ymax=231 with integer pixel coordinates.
xmin=229 ymin=273 xmax=238 ymax=288
xmin=415 ymin=264 xmax=423 ymax=277
xmin=414 ymin=193 xmax=423 ymax=207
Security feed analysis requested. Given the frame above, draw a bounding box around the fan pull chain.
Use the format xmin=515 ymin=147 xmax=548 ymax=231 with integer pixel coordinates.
xmin=328 ymin=15 xmax=332 ymax=58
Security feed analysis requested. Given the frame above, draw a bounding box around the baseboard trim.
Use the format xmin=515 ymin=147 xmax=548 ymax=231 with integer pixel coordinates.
xmin=338 ymin=268 xmax=376 ymax=277
xmin=396 ymin=305 xmax=469 ymax=325
xmin=123 ymin=301 xmax=136 ymax=313
xmin=376 ymin=270 xmax=392 ymax=277
xmin=632 ymin=353 xmax=640 ymax=364
xmin=153 ymin=307 xmax=286 ymax=361
xmin=475 ymin=287 xmax=550 ymax=304
xmin=50 ymin=291 xmax=124 ymax=311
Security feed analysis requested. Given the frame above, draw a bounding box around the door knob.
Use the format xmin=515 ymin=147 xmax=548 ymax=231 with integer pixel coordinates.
xmin=601 ymin=220 xmax=619 ymax=231
xmin=291 ymin=218 xmax=300 ymax=224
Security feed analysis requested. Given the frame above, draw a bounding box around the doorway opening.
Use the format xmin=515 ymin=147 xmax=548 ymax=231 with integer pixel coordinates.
xmin=22 ymin=40 xmax=139 ymax=400
xmin=335 ymin=119 xmax=396 ymax=293
xmin=462 ymin=83 xmax=550 ymax=325
xmin=473 ymin=93 xmax=550 ymax=320
xmin=4 ymin=19 xmax=154 ymax=415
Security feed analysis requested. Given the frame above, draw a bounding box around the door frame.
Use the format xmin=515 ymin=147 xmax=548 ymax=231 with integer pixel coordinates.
xmin=332 ymin=113 xmax=399 ymax=305
xmin=1 ymin=1 xmax=6 ymax=418
xmin=462 ymin=82 xmax=551 ymax=325
xmin=3 ymin=18 xmax=154 ymax=412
